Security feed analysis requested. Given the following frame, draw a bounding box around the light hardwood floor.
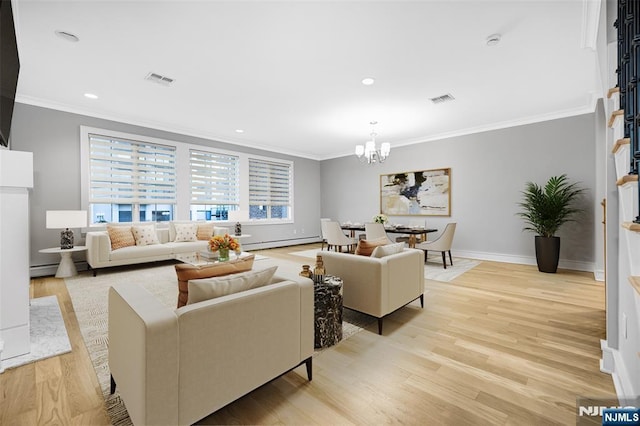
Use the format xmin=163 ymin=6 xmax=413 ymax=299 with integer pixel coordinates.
xmin=0 ymin=244 xmax=616 ymax=425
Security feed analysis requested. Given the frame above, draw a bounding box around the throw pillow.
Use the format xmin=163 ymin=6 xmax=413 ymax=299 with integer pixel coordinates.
xmin=174 ymin=254 xmax=255 ymax=307
xmin=371 ymin=242 xmax=405 ymax=258
xmin=355 ymin=237 xmax=389 ymax=256
xmin=131 ymin=224 xmax=160 ymax=246
xmin=174 ymin=223 xmax=198 ymax=242
xmin=106 ymin=225 xmax=135 ymax=251
xmin=186 ymin=266 xmax=278 ymax=305
xmin=196 ymin=223 xmax=215 ymax=240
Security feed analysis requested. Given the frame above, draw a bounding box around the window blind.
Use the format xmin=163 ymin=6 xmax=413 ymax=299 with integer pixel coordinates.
xmin=190 ymin=149 xmax=240 ymax=204
xmin=248 ymin=158 xmax=291 ymax=206
xmin=88 ymin=134 xmax=177 ymax=204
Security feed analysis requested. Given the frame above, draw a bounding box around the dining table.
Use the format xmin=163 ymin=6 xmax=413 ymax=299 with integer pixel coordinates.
xmin=341 ymin=224 xmax=438 ymax=248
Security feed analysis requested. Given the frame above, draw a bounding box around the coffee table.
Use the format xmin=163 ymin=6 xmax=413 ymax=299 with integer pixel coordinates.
xmin=175 ymin=251 xmax=250 ymax=267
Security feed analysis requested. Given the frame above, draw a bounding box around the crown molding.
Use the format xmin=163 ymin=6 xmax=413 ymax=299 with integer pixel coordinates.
xmin=321 ymin=102 xmax=599 ymax=160
xmin=581 ymin=0 xmax=602 ymax=50
xmin=14 ymin=95 xmax=318 ymax=161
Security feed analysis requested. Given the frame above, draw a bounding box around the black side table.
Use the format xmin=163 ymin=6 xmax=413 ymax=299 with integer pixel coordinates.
xmin=314 ymin=275 xmax=343 ymax=348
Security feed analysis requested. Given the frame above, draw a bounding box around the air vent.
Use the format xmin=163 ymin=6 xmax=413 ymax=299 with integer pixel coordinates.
xmin=145 ymin=72 xmax=175 ymax=86
xmin=430 ymin=93 xmax=455 ymax=104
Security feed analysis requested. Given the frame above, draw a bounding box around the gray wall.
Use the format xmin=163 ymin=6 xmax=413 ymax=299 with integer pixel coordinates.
xmin=10 ymin=103 xmax=322 ymax=272
xmin=320 ymin=113 xmax=597 ymax=269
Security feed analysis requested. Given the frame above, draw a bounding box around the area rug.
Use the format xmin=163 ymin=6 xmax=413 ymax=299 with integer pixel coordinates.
xmin=64 ymin=259 xmax=373 ymax=425
xmin=289 ymin=248 xmax=481 ymax=282
xmin=1 ymin=295 xmax=72 ymax=372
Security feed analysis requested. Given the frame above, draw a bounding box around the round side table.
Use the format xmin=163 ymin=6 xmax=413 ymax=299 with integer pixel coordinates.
xmin=314 ymin=275 xmax=343 ymax=348
xmin=39 ymin=246 xmax=87 ymax=278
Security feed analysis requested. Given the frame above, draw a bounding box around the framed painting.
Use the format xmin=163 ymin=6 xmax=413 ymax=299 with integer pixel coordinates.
xmin=380 ymin=168 xmax=451 ymax=216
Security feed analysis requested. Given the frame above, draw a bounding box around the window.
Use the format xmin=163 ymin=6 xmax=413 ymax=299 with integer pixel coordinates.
xmin=189 ymin=149 xmax=240 ymax=221
xmin=87 ymin=134 xmax=176 ymax=224
xmin=82 ymin=126 xmax=294 ymax=226
xmin=248 ymin=158 xmax=292 ymax=220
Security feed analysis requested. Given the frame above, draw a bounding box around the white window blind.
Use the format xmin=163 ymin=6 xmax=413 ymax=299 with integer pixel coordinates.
xmin=249 ymin=158 xmax=291 ymax=207
xmin=88 ymin=134 xmax=177 ymax=204
xmin=190 ymin=149 xmax=240 ymax=204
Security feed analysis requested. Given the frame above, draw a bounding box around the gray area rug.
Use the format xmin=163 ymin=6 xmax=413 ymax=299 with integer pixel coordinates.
xmin=64 ymin=258 xmax=373 ymax=425
xmin=289 ymin=248 xmax=481 ymax=282
xmin=1 ymin=295 xmax=71 ymax=372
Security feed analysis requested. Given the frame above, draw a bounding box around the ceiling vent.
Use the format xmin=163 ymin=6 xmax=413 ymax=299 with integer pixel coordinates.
xmin=145 ymin=72 xmax=175 ymax=86
xmin=430 ymin=93 xmax=455 ymax=104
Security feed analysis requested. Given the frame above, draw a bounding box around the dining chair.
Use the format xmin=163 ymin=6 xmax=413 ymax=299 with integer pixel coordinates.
xmin=415 ymin=223 xmax=457 ymax=269
xmin=324 ymin=221 xmax=358 ymax=253
xmin=364 ymin=222 xmax=394 ymax=244
xmin=320 ymin=218 xmax=331 ymax=250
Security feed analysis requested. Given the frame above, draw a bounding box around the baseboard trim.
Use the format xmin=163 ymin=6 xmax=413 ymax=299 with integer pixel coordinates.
xmin=453 ymin=249 xmax=595 ymax=273
xmin=600 ymin=340 xmax=639 ymax=403
xmin=594 ymin=269 xmax=605 ymax=282
xmin=30 ymin=261 xmax=89 ymax=278
xmin=243 ymin=237 xmax=321 ymax=251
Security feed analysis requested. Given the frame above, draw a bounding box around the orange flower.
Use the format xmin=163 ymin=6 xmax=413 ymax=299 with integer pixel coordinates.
xmin=208 ymin=234 xmax=240 ymax=252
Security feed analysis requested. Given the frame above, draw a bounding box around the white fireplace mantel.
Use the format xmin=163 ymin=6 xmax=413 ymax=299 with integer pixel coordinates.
xmin=0 ymin=150 xmax=33 ymax=363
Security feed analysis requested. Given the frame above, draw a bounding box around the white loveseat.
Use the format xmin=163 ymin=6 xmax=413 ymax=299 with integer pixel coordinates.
xmin=321 ymin=248 xmax=425 ymax=334
xmin=86 ymin=221 xmax=228 ymax=275
xmin=108 ymin=272 xmax=314 ymax=426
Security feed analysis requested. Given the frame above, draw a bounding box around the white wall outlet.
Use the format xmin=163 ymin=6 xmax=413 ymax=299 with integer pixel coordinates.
xmin=302 ymin=228 xmax=305 ymax=234
xmin=293 ymin=229 xmax=297 ymax=234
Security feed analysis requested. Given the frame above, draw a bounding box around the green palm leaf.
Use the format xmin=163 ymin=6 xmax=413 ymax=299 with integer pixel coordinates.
xmin=517 ymin=174 xmax=584 ymax=237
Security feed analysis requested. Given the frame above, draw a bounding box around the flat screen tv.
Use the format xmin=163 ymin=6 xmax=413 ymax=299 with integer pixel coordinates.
xmin=0 ymin=0 xmax=20 ymax=147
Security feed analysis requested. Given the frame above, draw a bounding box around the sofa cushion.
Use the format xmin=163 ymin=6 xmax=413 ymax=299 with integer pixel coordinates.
xmin=107 ymin=225 xmax=135 ymax=250
xmin=371 ymin=242 xmax=405 ymax=258
xmin=196 ymin=223 xmax=215 ymax=240
xmin=110 ymin=243 xmax=173 ymax=261
xmin=174 ymin=254 xmax=256 ymax=307
xmin=355 ymin=237 xmax=389 ymax=256
xmin=174 ymin=223 xmax=198 ymax=242
xmin=132 ymin=224 xmax=160 ymax=246
xmin=186 ymin=266 xmax=278 ymax=305
xmin=165 ymin=240 xmax=209 ymax=254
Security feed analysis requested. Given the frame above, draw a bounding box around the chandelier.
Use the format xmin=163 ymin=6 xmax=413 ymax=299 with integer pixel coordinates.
xmin=355 ymin=121 xmax=390 ymax=164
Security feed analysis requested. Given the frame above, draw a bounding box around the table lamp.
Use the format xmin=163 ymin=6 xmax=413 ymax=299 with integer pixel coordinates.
xmin=227 ymin=210 xmax=249 ymax=236
xmin=46 ymin=210 xmax=88 ymax=249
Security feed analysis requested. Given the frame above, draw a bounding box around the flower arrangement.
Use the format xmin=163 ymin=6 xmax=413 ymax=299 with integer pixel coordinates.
xmin=373 ymin=214 xmax=388 ymax=224
xmin=208 ymin=233 xmax=241 ymax=253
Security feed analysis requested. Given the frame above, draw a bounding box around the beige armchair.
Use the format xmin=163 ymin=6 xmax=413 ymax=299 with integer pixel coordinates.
xmin=321 ymin=248 xmax=425 ymax=334
xmin=415 ymin=222 xmax=457 ymax=269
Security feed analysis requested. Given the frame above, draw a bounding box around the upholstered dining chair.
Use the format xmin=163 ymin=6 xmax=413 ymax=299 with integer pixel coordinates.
xmin=320 ymin=218 xmax=331 ymax=250
xmin=324 ymin=221 xmax=358 ymax=253
xmin=415 ymin=223 xmax=457 ymax=269
xmin=364 ymin=222 xmax=394 ymax=244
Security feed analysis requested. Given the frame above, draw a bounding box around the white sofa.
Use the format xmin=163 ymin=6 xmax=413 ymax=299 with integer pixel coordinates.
xmin=86 ymin=222 xmax=228 ymax=275
xmin=108 ymin=272 xmax=314 ymax=426
xmin=321 ymin=248 xmax=425 ymax=334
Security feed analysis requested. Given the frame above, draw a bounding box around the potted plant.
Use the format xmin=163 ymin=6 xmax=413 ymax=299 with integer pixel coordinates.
xmin=517 ymin=174 xmax=584 ymax=273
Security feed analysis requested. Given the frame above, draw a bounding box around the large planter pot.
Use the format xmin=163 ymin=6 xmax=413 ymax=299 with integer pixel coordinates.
xmin=535 ymin=236 xmax=560 ymax=273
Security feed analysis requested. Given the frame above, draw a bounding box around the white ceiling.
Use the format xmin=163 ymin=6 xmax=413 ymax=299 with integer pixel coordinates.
xmin=13 ymin=0 xmax=600 ymax=160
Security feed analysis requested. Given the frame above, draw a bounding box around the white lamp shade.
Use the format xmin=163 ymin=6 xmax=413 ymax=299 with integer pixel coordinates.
xmin=365 ymin=141 xmax=375 ymax=156
xmin=355 ymin=145 xmax=364 ymax=156
xmin=380 ymin=142 xmax=391 ymax=156
xmin=227 ymin=210 xmax=249 ymax=222
xmin=46 ymin=210 xmax=88 ymax=229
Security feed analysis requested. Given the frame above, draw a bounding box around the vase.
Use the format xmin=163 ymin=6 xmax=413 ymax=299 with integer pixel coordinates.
xmin=219 ymin=248 xmax=230 ymax=262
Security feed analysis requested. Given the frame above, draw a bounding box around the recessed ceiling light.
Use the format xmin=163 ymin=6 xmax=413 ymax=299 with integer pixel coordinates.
xmin=235 ymin=129 xmax=244 ymax=133
xmin=486 ymin=34 xmax=501 ymax=46
xmin=54 ymin=30 xmax=79 ymax=42
xmin=84 ymin=93 xmax=98 ymax=99
xmin=361 ymin=77 xmax=375 ymax=86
